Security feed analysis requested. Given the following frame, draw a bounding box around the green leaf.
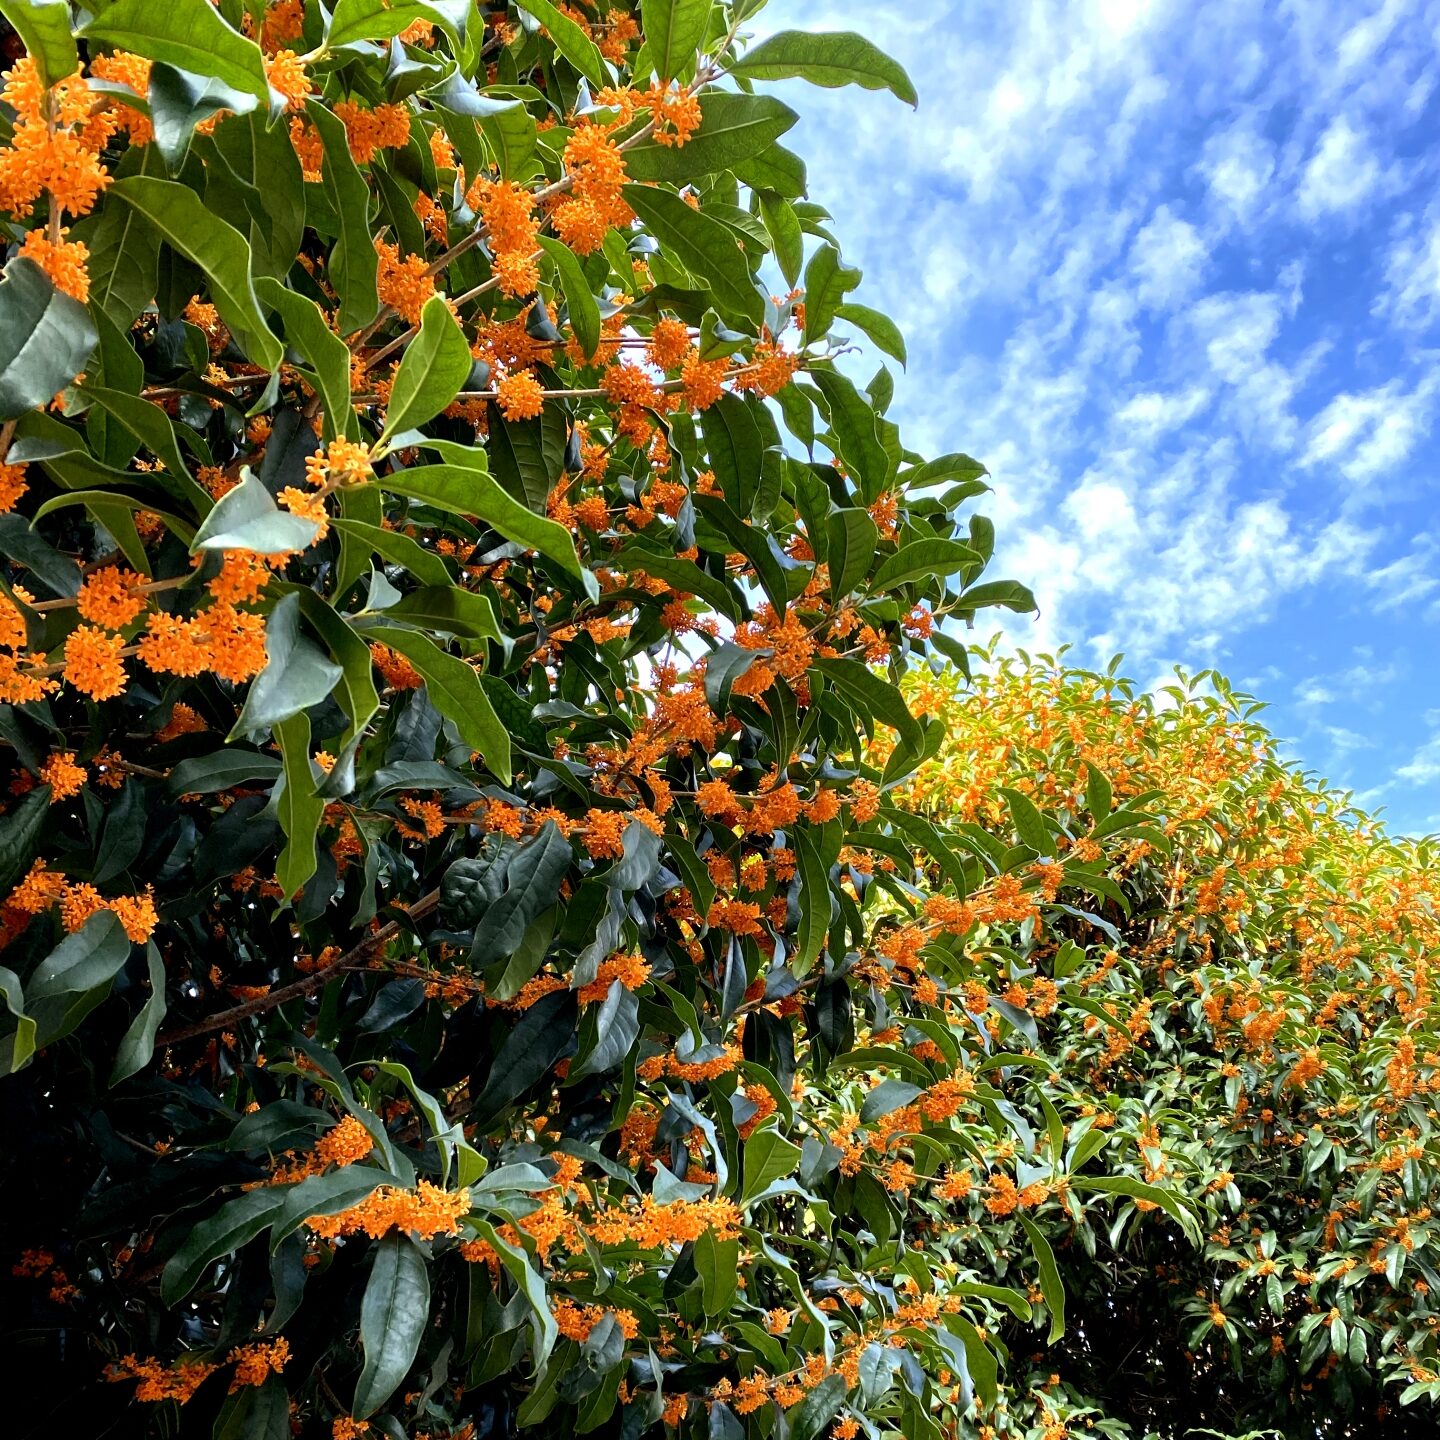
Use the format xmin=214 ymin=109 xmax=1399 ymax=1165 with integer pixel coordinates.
xmin=354 ymin=1234 xmax=431 ymax=1418
xmin=614 ymin=545 xmax=740 ymax=621
xmin=476 ymin=100 xmax=539 ymax=180
xmin=825 ymin=507 xmax=877 ymax=602
xmin=639 ymin=0 xmax=710 ymax=80
xmin=381 ymin=294 xmax=473 ymax=442
xmin=27 ymin=911 xmax=131 ymax=1002
xmin=169 ymin=749 xmax=283 ymax=794
xmin=328 ymin=0 xmax=468 ymax=50
xmin=192 ymin=468 xmax=320 ymax=555
xmin=1017 ymin=1213 xmax=1066 ymax=1343
xmin=77 ymin=144 xmax=165 ymax=328
xmin=944 ymin=1317 xmax=998 ymax=1409
xmin=270 ymin=1166 xmax=401 ymax=1246
xmin=364 ymin=625 xmax=511 ymax=781
xmin=215 ymin=1376 xmax=290 ymax=1440
xmin=812 ymin=656 xmax=921 ymax=751
xmin=623 ymin=93 xmax=798 ymax=183
xmin=835 ymin=302 xmax=906 ymax=366
xmin=274 ymin=712 xmax=324 ymax=899
xmin=74 ymin=385 xmax=204 ymax=504
xmin=233 ymin=593 xmax=344 ymax=740
xmin=331 ymin=518 xmax=454 ymax=587
xmin=385 ymin=446 xmax=592 ymax=593
xmin=999 ymin=787 xmax=1057 ymax=858
xmin=0 ymin=0 xmax=78 ymax=89
xmin=694 ymin=1228 xmax=738 ymax=1317
xmin=871 ymin=538 xmax=980 ymax=591
xmin=0 ymin=259 xmax=97 ymax=421
xmin=802 ymin=244 xmax=861 ymax=346
xmin=700 ymin=392 xmax=764 ymax=517
xmin=693 ymin=493 xmax=788 ymax=616
xmin=860 ymin=1077 xmax=921 ymax=1123
xmin=786 ymin=1375 xmax=848 ymax=1440
xmin=161 ymin=1187 xmax=289 ymax=1305
xmin=958 ymin=579 xmax=1037 ymax=614
xmin=1084 ymin=760 xmax=1113 ymax=820
xmin=0 ymin=785 xmax=50 ymax=893
xmin=471 ymin=822 xmax=573 ymax=965
xmin=1074 ymin=1176 xmax=1202 ymax=1243
xmin=810 ymin=365 xmax=889 ymax=502
xmin=107 ymin=176 xmax=283 ymax=369
xmin=381 ymin=585 xmax=502 ymax=643
xmin=569 ymin=981 xmax=640 ymax=1079
xmin=758 ymin=191 xmax=803 ymax=289
xmin=0 ymin=965 xmax=36 ymax=1076
xmin=792 ymin=827 xmax=831 ymax=978
xmin=537 ymin=236 xmax=600 ymax=360
xmin=110 ymin=942 xmax=168 ymax=1085
xmin=256 ymin=279 xmax=354 ymax=442
xmin=515 ymin=0 xmax=607 ymax=85
xmin=81 ymin=0 xmax=268 ymax=100
xmin=741 ymin=1122 xmax=801 ymax=1203
xmin=306 ymin=100 xmax=381 ymax=333
xmin=730 ymin=30 xmax=918 ymax=106
xmin=702 ymin=640 xmax=762 ymax=716
xmin=149 ymin=64 xmax=258 ymax=170
xmin=469 ymin=1219 xmax=557 ymax=1366
xmin=623 ymin=184 xmax=764 ymax=329
xmin=486 ymin=393 xmax=566 ymax=513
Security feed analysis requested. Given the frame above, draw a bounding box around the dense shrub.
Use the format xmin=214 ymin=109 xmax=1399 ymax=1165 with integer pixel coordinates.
xmin=2 ymin=4 xmax=1436 ymax=1440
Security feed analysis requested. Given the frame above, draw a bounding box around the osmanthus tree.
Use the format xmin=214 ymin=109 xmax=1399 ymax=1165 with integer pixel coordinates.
xmin=881 ymin=654 xmax=1440 ymax=1440
xmin=0 ymin=4 xmax=1154 ymax=1440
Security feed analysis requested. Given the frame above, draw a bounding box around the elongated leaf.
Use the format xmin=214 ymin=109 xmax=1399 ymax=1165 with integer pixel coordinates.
xmin=860 ymin=1077 xmax=921 ymax=1123
xmin=110 ymin=942 xmax=168 ymax=1085
xmin=150 ymin=64 xmax=259 ymax=169
xmin=1000 ymin=787 xmax=1057 ymax=858
xmin=0 ymin=259 xmax=97 ymax=420
xmin=307 ymin=100 xmax=380 ymax=332
xmin=871 ymin=538 xmax=979 ymax=590
xmin=792 ymin=827 xmax=830 ymax=977
xmin=331 ymin=518 xmax=454 ymax=586
xmin=354 ymin=1234 xmax=431 ymax=1417
xmin=382 ymin=294 xmax=472 ymax=441
xmin=730 ymin=30 xmax=918 ymax=107
xmin=0 ymin=785 xmax=50 ymax=893
xmin=537 ymin=236 xmax=600 ymax=359
xmin=382 ymin=585 xmax=502 ymax=641
xmin=233 ymin=593 xmax=344 ymax=739
xmin=570 ymin=980 xmax=640 ymax=1079
xmin=81 ymin=0 xmax=270 ymax=102
xmin=802 ymin=245 xmax=861 ymax=347
xmin=0 ymin=965 xmax=36 ymax=1075
xmin=27 ymin=911 xmax=131 ymax=1002
xmin=693 ymin=493 xmax=788 ymax=615
xmin=958 ymin=578 xmax=1037 ymax=613
xmin=810 ymin=365 xmax=889 ymax=502
xmin=385 ymin=447 xmax=591 ymax=592
xmin=516 ymin=0 xmax=606 ymax=85
xmin=169 ymin=749 xmax=283 ymax=794
xmin=835 ymin=301 xmax=907 ymax=366
xmin=161 ymin=1187 xmax=289 ymax=1304
xmin=624 ymin=93 xmax=798 ymax=182
xmin=825 ymin=507 xmax=877 ymax=602
xmin=328 ymin=0 xmax=467 ymax=49
xmin=787 ymin=1374 xmax=847 ymax=1440
xmin=1074 ymin=1176 xmax=1202 ymax=1243
xmin=192 ymin=468 xmax=320 ymax=555
xmin=274 ymin=711 xmax=324 ymax=898
xmin=364 ymin=625 xmax=511 ymax=780
xmin=1017 ymin=1213 xmax=1066 ymax=1342
xmin=813 ymin=655 xmax=921 ymax=750
xmin=0 ymin=0 xmax=78 ymax=88
xmin=741 ymin=1123 xmax=801 ymax=1203
xmin=256 ymin=279 xmax=353 ymax=441
xmin=639 ymin=0 xmax=710 ymax=80
xmin=623 ymin=184 xmax=764 ymax=328
xmin=108 ymin=177 xmax=282 ymax=368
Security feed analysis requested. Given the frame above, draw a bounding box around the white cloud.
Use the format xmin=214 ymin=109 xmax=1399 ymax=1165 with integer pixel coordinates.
xmin=1199 ymin=122 xmax=1276 ymax=226
xmin=1302 ymin=378 xmax=1439 ymax=480
xmin=1377 ymin=208 xmax=1440 ymax=330
xmin=1129 ymin=205 xmax=1208 ymax=309
xmin=1298 ymin=116 xmax=1386 ymax=218
xmin=1398 ymin=732 xmax=1440 ymax=785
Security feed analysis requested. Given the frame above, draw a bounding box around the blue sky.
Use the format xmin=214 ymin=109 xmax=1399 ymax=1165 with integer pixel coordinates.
xmin=761 ymin=0 xmax=1440 ymax=834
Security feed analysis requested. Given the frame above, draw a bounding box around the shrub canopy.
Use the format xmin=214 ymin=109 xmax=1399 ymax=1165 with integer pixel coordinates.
xmin=0 ymin=5 xmax=1436 ymax=1440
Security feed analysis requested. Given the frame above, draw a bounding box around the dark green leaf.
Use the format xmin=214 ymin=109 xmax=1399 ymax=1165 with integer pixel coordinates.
xmin=825 ymin=507 xmax=877 ymax=602
xmin=1017 ymin=1213 xmax=1066 ymax=1343
xmin=624 ymin=93 xmax=798 ymax=183
xmin=623 ymin=184 xmax=764 ymax=328
xmin=107 ymin=176 xmax=283 ymax=368
xmin=812 ymin=656 xmax=921 ymax=751
xmin=0 ymin=259 xmax=97 ymax=420
xmin=871 ymin=538 xmax=980 ymax=591
xmin=306 ymin=100 xmax=380 ymax=333
xmin=161 ymin=1187 xmax=289 ymax=1305
xmin=354 ymin=1234 xmax=431 ymax=1417
xmin=730 ymin=30 xmax=918 ymax=106
xmin=538 ymin=236 xmax=600 ymax=359
xmin=802 ymin=245 xmax=861 ymax=346
xmin=382 ymin=294 xmax=473 ymax=441
xmin=638 ymin=0 xmax=710 ymax=81
xmin=110 ymin=942 xmax=168 ymax=1085
xmin=233 ymin=592 xmax=344 ymax=739
xmin=0 ymin=0 xmax=77 ymax=88
xmin=274 ymin=711 xmax=324 ymax=899
xmin=835 ymin=301 xmax=906 ymax=366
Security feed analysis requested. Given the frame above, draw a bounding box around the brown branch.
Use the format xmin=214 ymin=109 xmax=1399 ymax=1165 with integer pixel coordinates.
xmin=155 ymin=888 xmax=441 ymax=1046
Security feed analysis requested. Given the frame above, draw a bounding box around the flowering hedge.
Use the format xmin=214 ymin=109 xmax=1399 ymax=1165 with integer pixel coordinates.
xmin=0 ymin=3 xmax=1064 ymax=1440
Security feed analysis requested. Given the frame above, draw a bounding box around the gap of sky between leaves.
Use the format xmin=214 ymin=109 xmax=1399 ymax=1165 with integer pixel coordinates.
xmin=759 ymin=0 xmax=1440 ymax=834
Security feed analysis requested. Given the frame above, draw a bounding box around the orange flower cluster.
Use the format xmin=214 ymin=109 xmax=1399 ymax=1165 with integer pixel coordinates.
xmin=110 ymin=1339 xmax=288 ymax=1403
xmin=496 ymin=370 xmax=545 ymax=420
xmin=334 ymin=100 xmax=412 ymax=164
xmin=307 ymin=1181 xmax=471 ymax=1240
xmin=18 ymin=228 xmax=91 ymax=301
xmin=0 ymin=58 xmax=112 ymax=218
xmin=469 ymin=178 xmax=541 ymax=297
xmin=586 ymin=1195 xmax=742 ymax=1248
xmin=553 ymin=1301 xmax=640 ymax=1342
xmin=375 ymin=235 xmax=437 ymax=324
xmin=552 ymin=123 xmax=631 ymax=255
xmin=136 ymin=603 xmax=268 ymax=686
xmin=269 ymin=1115 xmax=374 ymax=1184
